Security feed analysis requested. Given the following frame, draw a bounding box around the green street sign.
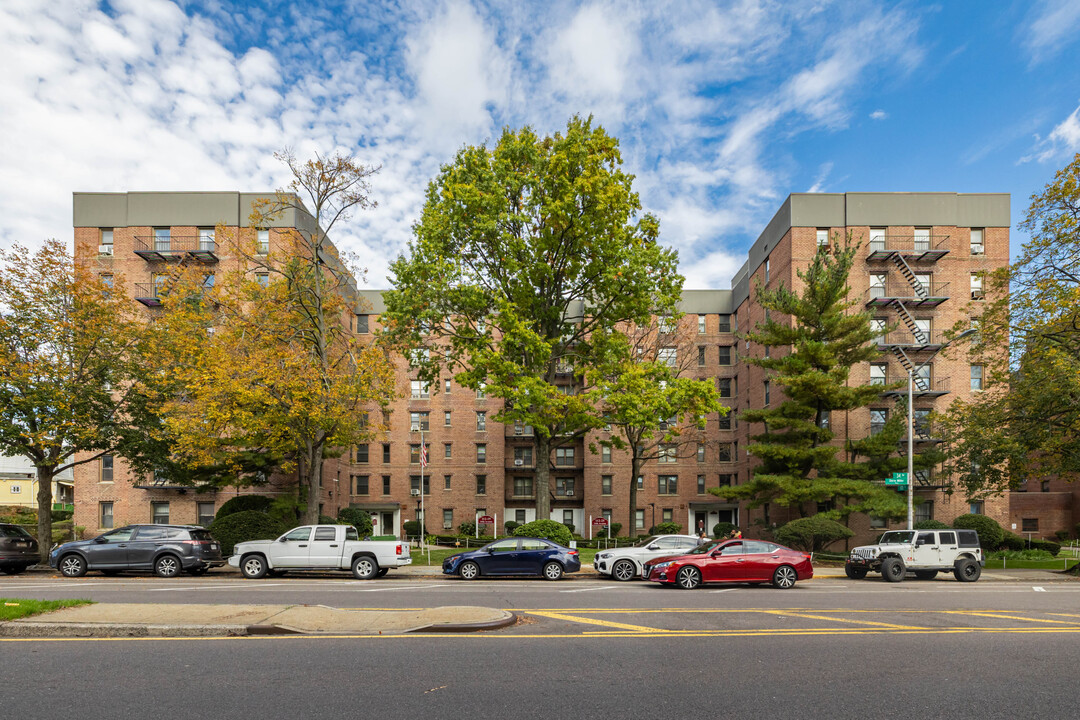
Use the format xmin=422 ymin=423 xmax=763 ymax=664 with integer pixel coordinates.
xmin=886 ymin=472 xmax=908 ymax=486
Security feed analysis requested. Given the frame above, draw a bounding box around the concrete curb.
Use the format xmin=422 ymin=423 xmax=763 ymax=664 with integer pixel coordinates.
xmin=0 ymin=622 xmax=249 ymax=638
xmin=407 ymin=610 xmax=516 ymax=633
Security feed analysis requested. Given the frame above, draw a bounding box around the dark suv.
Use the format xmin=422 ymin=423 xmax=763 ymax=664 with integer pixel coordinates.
xmin=50 ymin=525 xmax=224 ymax=578
xmin=1 ymin=523 xmax=40 ymax=574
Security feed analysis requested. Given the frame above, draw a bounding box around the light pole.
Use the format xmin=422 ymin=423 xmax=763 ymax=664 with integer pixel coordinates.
xmin=905 ymin=329 xmax=975 ymax=530
xmin=411 ymin=421 xmax=427 ymax=549
xmin=649 ymin=502 xmax=655 ymax=531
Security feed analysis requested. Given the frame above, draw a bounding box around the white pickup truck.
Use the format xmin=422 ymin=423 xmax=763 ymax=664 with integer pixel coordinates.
xmin=229 ymin=524 xmax=412 ymax=580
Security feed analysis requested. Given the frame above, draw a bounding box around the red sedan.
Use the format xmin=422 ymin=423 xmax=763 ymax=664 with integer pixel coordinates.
xmin=643 ymin=538 xmax=813 ymax=589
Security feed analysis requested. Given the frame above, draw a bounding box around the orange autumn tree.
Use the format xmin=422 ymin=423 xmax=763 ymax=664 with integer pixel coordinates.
xmin=0 ymin=240 xmax=143 ymax=561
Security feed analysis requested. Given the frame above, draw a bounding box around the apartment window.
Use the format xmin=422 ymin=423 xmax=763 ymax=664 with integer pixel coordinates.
xmin=99 ymin=501 xmax=114 ymax=529
xmin=382 ymin=444 xmax=391 ymax=463
xmin=698 ymin=314 xmax=707 ymax=333
xmin=443 ymin=377 xmax=452 ymax=393
xmin=697 ymin=474 xmax=706 ymax=494
xmin=913 ymin=227 xmax=930 ymax=253
xmin=514 ymin=446 xmax=533 ymax=466
xmin=513 ymin=509 xmax=526 ymax=524
xmin=355 ymin=475 xmax=369 ymax=495
xmin=659 ymin=347 xmax=677 ymax=367
xmin=764 ymin=257 xmax=770 ymax=283
xmin=1042 ymin=480 xmax=1051 ymax=493
xmin=601 ymin=475 xmax=612 ymax=495
xmin=718 ymin=412 xmax=732 ymax=430
xmin=718 ymin=346 xmax=732 ymax=365
xmin=151 ymin=501 xmax=170 ymax=525
xmin=555 ymin=477 xmax=576 ymax=496
xmin=718 ymin=314 xmax=731 ymax=332
xmin=1022 ymin=518 xmax=1039 ymax=533
xmin=513 ymin=477 xmax=533 ymax=497
xmin=869 ymin=273 xmax=887 ymax=299
xmin=659 ymin=316 xmax=675 ymax=333
xmin=637 ymin=475 xmax=644 ymax=490
xmin=816 ymin=228 xmax=829 ymax=248
xmin=476 ymin=444 xmax=487 ymax=464
xmin=202 ymin=273 xmax=215 ymax=291
xmin=870 ymin=363 xmax=887 ymax=386
xmin=658 ymin=474 xmax=678 ymax=495
xmin=382 ymin=410 xmax=392 ymax=427
xmin=256 ymin=229 xmax=270 ymax=255
xmin=410 ymin=411 xmax=430 ymax=431
xmin=476 ymin=475 xmax=486 ymax=495
xmin=718 ymin=378 xmax=732 ymax=398
xmin=355 ymin=444 xmax=369 ymax=463
xmin=410 ymin=444 xmax=427 ymax=464
xmin=152 ymin=272 xmax=167 ymax=297
xmin=100 ymin=228 xmax=114 ymax=250
xmin=410 ymin=380 xmax=430 ymax=399
xmin=717 ymin=443 xmax=733 ymax=462
xmin=444 ymin=411 xmax=452 ymax=427
xmin=443 ymin=509 xmax=453 ymax=530
xmin=870 ymin=516 xmax=887 ymax=529
xmin=357 ymin=315 xmax=369 ymax=333
xmin=476 ymin=411 xmax=486 ymax=431
xmin=970 ymin=365 xmax=984 ymax=391
xmin=763 ymin=380 xmax=770 ymax=406
xmin=662 ymin=508 xmax=673 ymax=523
xmin=969 ymin=501 xmax=984 ymax=515
xmin=476 ymin=384 xmax=486 ymax=400
xmin=410 ymin=475 xmax=430 ymax=494
xmin=658 ymin=444 xmax=677 ymax=464
xmin=914 ymin=502 xmax=933 ymax=524
xmin=719 ymin=473 xmax=734 ymax=487
xmin=602 ymin=508 xmax=612 ymax=525
xmin=555 ymin=447 xmax=575 ymax=466
xmin=100 ymin=454 xmax=114 ymax=483
xmin=870 ymin=409 xmax=888 ymax=435
xmin=869 ymin=227 xmax=886 ymax=252
xmin=441 ymin=474 xmax=451 ymax=491
xmin=256 ymin=272 xmax=269 ymax=288
xmin=970 ymin=273 xmax=984 ymax=300
xmin=444 ymin=443 xmax=452 ymax=459
xmin=153 ymin=227 xmax=171 ymax=251
xmin=514 ymin=421 xmax=533 ymax=436
xmin=871 ymin=318 xmax=887 ymax=344
xmin=198 ymin=227 xmax=215 ymax=251
xmin=818 ymin=410 xmax=831 ymax=430
xmin=601 ymin=446 xmax=612 ymax=464
xmin=197 ymin=502 xmax=215 ymax=528
xmin=382 ymin=475 xmax=391 ymax=495
xmin=697 ymin=443 xmax=706 ymax=463
xmin=970 ymin=228 xmax=984 ymax=255
xmin=697 ymin=346 xmax=706 ymax=366
xmin=8 ymin=484 xmax=20 ymax=494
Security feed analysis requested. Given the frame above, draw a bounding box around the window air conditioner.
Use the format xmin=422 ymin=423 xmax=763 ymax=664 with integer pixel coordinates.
xmin=566 ymin=491 xmax=574 ymax=496
xmin=98 ymin=245 xmax=113 ymax=255
xmin=514 ymin=459 xmax=524 ymax=466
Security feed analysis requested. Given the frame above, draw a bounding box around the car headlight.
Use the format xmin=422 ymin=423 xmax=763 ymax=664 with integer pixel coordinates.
xmin=447 ymin=555 xmax=460 ymax=564
xmin=597 ymin=552 xmax=612 ymax=559
xmin=653 ymin=561 xmax=673 ymax=570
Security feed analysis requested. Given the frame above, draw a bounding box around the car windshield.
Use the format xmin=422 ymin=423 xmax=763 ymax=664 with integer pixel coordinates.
xmin=686 ymin=541 xmax=724 ymax=555
xmin=879 ymin=531 xmax=915 ymax=544
xmin=0 ymin=525 xmax=33 ymax=538
xmin=636 ymin=536 xmax=661 ymax=548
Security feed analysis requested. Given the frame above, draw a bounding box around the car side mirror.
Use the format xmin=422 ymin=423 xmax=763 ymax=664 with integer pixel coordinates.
xmin=94 ymin=537 xmax=108 ymax=544
xmin=647 ymin=545 xmax=659 ymax=551
xmin=711 ymin=550 xmax=723 ymax=557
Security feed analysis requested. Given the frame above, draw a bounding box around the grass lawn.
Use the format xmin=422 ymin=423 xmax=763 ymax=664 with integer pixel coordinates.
xmin=982 ymin=558 xmax=1078 ymax=571
xmin=0 ymin=598 xmax=93 ymax=621
xmin=408 ymin=545 xmax=600 ymax=566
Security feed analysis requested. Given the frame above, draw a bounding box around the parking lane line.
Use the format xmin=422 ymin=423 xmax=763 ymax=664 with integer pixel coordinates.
xmin=560 ymin=586 xmax=618 ymax=594
xmin=761 ymin=609 xmax=925 ymax=630
xmin=526 ymin=611 xmax=659 ymax=633
xmin=941 ymin=611 xmax=1080 ymax=625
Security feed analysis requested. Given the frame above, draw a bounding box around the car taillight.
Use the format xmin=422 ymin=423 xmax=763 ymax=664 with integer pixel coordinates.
xmin=569 ymin=550 xmax=578 ymax=555
xmin=396 ymin=544 xmax=403 ymax=555
xmin=181 ymin=540 xmax=209 ymax=546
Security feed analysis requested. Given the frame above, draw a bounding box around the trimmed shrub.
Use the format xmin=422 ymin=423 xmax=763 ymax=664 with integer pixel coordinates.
xmin=562 ymin=522 xmax=575 ymax=534
xmin=215 ymin=495 xmax=272 ymax=520
xmin=318 ymin=514 xmax=337 ymax=524
xmin=604 ymin=522 xmax=622 ymax=538
xmin=208 ymin=510 xmax=288 ymax=556
xmin=988 ymin=549 xmax=1055 ymax=561
xmin=52 ymin=509 xmax=74 ymax=522
xmin=1054 ymin=530 xmax=1069 ymax=542
xmin=773 ymin=516 xmax=854 ymax=553
xmin=952 ymin=514 xmax=1004 ymax=550
xmin=337 ymin=507 xmax=373 ymax=536
xmin=458 ymin=521 xmax=477 ymax=536
xmin=999 ymin=531 xmax=1026 ymax=551
xmin=713 ymin=522 xmax=737 ymax=538
xmin=402 ymin=520 xmax=421 ymax=539
xmin=649 ymin=522 xmax=683 ymax=535
xmin=512 ymin=519 xmax=573 ymax=546
xmin=913 ymin=519 xmax=950 ymax=530
xmin=504 ymin=520 xmax=520 ymax=534
xmin=1032 ymin=539 xmax=1062 ymax=556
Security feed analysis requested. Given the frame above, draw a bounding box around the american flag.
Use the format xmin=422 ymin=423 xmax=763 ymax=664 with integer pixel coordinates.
xmin=420 ymin=443 xmax=428 ymax=468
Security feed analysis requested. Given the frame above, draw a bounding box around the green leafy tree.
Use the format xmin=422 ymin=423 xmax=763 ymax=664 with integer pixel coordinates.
xmin=711 ymin=241 xmax=913 ymax=522
xmin=0 ymin=240 xmax=143 ymax=561
xmin=943 ymin=153 xmax=1080 ymax=492
xmin=512 ymin=518 xmax=574 ymax=546
xmin=380 ymin=116 xmax=681 ymax=520
xmin=773 ymin=515 xmax=854 ymax=553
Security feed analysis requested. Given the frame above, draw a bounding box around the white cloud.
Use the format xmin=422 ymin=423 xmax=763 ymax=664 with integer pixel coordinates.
xmin=807 ymin=162 xmax=833 ymax=193
xmin=1022 ymin=103 xmax=1080 ymax=163
xmin=1020 ymin=0 xmax=1080 ymax=65
xmin=870 ymin=109 xmax=888 ymax=120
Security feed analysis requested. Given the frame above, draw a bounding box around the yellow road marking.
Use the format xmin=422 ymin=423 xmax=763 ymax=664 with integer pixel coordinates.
xmin=525 ymin=611 xmax=659 ymax=633
xmin=761 ymin=609 xmax=925 ymax=630
xmin=941 ymin=611 xmax=1080 ymax=625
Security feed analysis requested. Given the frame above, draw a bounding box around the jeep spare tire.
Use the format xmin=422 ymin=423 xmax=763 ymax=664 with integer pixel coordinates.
xmin=880 ymin=557 xmax=905 ymax=583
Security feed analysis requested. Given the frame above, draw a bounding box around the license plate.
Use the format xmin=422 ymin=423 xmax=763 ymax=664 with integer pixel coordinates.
xmin=14 ymin=542 xmax=28 ymax=548
xmin=211 ymin=544 xmax=218 ymax=550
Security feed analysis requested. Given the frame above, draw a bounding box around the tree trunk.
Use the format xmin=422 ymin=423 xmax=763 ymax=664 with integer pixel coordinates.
xmin=535 ymin=434 xmax=552 ymax=521
xmin=303 ymin=442 xmax=324 ymax=525
xmin=35 ymin=466 xmax=55 ymax=564
xmin=628 ymin=454 xmax=642 ymax=538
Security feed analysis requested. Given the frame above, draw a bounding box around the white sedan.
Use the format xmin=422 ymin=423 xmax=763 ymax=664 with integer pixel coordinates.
xmin=593 ymin=535 xmax=703 ymax=581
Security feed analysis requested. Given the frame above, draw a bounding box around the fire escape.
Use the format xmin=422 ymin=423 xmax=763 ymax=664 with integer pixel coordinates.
xmin=133 ymin=230 xmax=220 ymax=307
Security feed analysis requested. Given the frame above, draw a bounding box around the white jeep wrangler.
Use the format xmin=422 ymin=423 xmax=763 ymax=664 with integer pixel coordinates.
xmin=845 ymin=529 xmax=983 ymax=583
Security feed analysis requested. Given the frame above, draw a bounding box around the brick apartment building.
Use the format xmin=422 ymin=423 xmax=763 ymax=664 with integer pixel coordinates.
xmin=72 ymin=191 xmax=1018 ymax=545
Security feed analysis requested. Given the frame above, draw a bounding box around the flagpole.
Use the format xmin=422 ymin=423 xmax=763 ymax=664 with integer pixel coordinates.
xmin=420 ymin=429 xmax=426 ymax=552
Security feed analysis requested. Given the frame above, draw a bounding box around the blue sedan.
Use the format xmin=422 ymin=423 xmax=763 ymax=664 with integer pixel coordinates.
xmin=443 ymin=537 xmax=581 ymax=580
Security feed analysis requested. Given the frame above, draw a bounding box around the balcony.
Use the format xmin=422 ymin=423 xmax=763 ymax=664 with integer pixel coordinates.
xmin=133 ymin=283 xmax=164 ymax=307
xmin=867 ymin=235 xmax=949 ymax=263
xmin=878 ymin=376 xmax=951 ymax=399
xmin=901 ymin=421 xmax=943 ymax=444
xmin=134 ymin=235 xmax=219 ymax=263
xmin=865 ymin=281 xmax=950 ymax=309
xmin=875 ymin=330 xmax=946 ymax=352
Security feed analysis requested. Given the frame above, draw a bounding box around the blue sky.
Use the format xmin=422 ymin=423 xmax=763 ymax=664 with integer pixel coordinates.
xmin=1 ymin=0 xmax=1078 ymax=288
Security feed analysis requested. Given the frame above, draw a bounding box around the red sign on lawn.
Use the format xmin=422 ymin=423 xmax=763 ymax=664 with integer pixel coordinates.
xmin=592 ymin=518 xmax=609 ymax=526
xmin=477 ymin=515 xmax=495 ymax=524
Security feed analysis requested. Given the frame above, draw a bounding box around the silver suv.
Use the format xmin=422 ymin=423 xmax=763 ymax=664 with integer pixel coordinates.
xmin=845 ymin=529 xmax=983 ymax=583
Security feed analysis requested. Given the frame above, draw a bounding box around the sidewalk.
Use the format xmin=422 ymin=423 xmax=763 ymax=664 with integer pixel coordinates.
xmin=0 ymin=603 xmax=515 ymax=638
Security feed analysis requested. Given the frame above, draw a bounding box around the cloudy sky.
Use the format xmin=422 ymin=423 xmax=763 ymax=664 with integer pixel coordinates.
xmin=2 ymin=0 xmax=1078 ymax=289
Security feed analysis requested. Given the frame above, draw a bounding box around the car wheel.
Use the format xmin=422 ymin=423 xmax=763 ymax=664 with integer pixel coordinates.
xmin=240 ymin=554 xmax=268 ymax=579
xmin=844 ymin=563 xmax=868 ymax=580
xmin=543 ymin=562 xmax=564 ymax=581
xmin=612 ymin=559 xmax=637 ymax=581
xmin=459 ymin=561 xmax=480 ymax=580
xmin=154 ymin=555 xmax=182 ymax=578
xmin=880 ymin=557 xmax=905 ymax=583
xmin=59 ymin=554 xmax=87 ymax=578
xmin=914 ymin=570 xmax=938 ymax=580
xmin=771 ymin=565 xmax=798 ymax=589
xmin=954 ymin=558 xmax=981 ymax=583
xmin=352 ymin=555 xmax=379 ymax=580
xmin=676 ymin=566 xmax=701 ymax=590
xmin=376 ymin=568 xmax=389 ymax=578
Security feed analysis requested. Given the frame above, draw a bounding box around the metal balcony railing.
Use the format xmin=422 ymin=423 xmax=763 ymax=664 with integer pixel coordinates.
xmin=878 ymin=376 xmax=951 ymax=398
xmin=865 ymin=281 xmax=950 ymax=308
xmin=867 ymin=234 xmax=950 ymax=263
xmin=875 ymin=330 xmax=947 ymax=351
xmin=133 ymin=235 xmax=219 ymax=263
xmin=133 ymin=282 xmax=164 ymax=307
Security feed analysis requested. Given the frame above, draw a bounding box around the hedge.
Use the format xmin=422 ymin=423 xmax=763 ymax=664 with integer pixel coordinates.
xmin=512 ymin=519 xmax=573 ymax=546
xmin=208 ymin=510 xmax=288 ymax=555
xmin=773 ymin=516 xmax=853 ymax=553
xmin=337 ymin=507 xmax=374 ymax=536
xmin=215 ymin=495 xmax=273 ymax=521
xmin=713 ymin=522 xmax=737 ymax=538
xmin=649 ymin=522 xmax=683 ymax=535
xmin=952 ymin=514 xmax=1004 ymax=549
